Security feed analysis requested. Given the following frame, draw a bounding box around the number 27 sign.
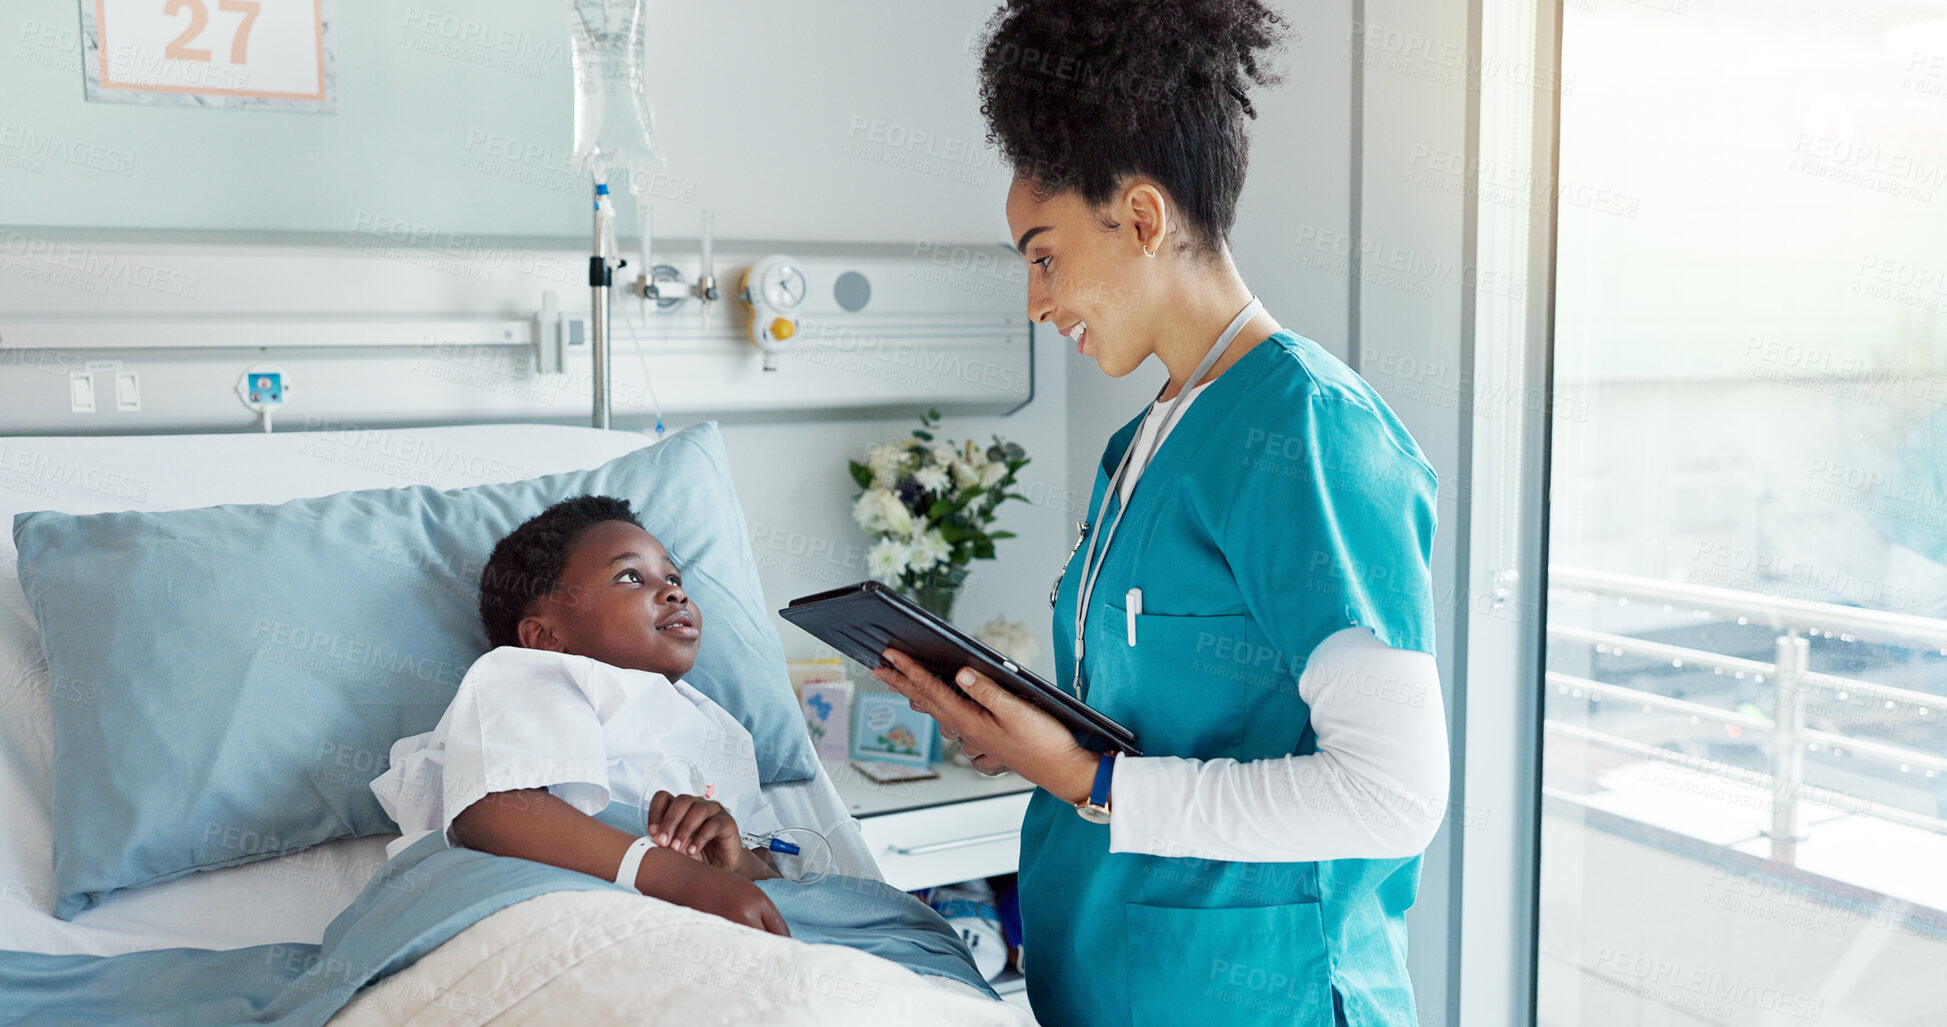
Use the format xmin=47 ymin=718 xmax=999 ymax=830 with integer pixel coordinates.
xmin=81 ymin=0 xmax=334 ymax=112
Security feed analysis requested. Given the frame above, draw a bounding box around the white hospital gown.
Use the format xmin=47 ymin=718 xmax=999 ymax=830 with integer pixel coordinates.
xmin=370 ymin=646 xmax=783 ymax=860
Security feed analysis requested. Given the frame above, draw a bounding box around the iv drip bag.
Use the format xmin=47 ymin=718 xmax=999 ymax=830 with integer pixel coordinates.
xmin=570 ymin=0 xmax=665 ymax=191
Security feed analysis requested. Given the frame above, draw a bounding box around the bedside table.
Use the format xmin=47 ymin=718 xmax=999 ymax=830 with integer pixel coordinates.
xmin=826 ymin=758 xmax=1040 ymax=1016
xmin=824 ymin=757 xmax=1035 ymax=892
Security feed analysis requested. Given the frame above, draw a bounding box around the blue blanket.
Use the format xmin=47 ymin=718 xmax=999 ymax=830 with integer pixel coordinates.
xmin=0 ymin=835 xmax=994 ymax=1025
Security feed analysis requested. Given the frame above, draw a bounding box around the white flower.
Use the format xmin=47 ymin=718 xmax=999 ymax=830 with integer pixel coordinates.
xmin=928 ymin=441 xmax=957 ymax=467
xmin=976 ymin=616 xmax=1040 ymax=667
xmin=852 ymin=488 xmax=893 ymax=533
xmin=908 ymin=528 xmax=951 ymax=572
xmin=875 ymin=490 xmax=916 ymax=538
xmin=867 ymin=444 xmax=907 ymax=489
xmin=914 ymin=464 xmax=950 ymax=494
xmin=978 ymin=461 xmax=1008 ymax=488
xmin=949 ymin=457 xmax=981 ymax=489
xmin=851 ymin=487 xmax=916 ymax=539
xmin=867 ymin=538 xmax=912 ymax=583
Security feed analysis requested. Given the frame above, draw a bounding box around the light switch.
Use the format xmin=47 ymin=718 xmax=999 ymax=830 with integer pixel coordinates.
xmin=68 ymin=373 xmax=95 ymax=413
xmin=115 ymin=371 xmax=140 ymax=411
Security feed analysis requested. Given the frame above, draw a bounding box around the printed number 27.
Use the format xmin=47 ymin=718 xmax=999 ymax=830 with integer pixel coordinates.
xmin=162 ymin=0 xmax=262 ymax=63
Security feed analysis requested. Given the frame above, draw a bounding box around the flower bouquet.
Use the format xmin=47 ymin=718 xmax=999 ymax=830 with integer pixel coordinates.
xmin=848 ymin=408 xmax=1030 ymax=623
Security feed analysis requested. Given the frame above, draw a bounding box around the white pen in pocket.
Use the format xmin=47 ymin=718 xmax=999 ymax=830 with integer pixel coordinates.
xmin=1126 ymin=588 xmax=1142 ymax=646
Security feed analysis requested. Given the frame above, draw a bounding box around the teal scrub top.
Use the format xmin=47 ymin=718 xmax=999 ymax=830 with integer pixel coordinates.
xmin=1024 ymin=330 xmax=1439 ymax=1027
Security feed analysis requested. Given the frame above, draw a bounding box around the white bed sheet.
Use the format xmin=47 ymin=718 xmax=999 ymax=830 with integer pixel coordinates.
xmin=0 ymin=423 xmax=875 ymax=957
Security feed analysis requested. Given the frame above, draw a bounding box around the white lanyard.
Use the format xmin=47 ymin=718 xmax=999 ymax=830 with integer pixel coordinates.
xmin=1069 ymin=296 xmax=1264 ymax=697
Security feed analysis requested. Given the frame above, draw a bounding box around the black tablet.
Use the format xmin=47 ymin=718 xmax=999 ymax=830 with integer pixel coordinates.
xmin=780 ymin=580 xmax=1141 ymax=756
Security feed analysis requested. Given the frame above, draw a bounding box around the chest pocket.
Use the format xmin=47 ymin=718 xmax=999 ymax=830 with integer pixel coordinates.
xmin=1085 ymin=600 xmax=1306 ymax=762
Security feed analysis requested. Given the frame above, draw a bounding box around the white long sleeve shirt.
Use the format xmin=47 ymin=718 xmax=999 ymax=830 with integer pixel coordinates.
xmin=1101 ymin=379 xmax=1451 ymax=862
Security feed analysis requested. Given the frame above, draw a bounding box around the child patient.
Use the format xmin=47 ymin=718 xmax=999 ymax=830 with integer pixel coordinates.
xmin=370 ymin=495 xmax=806 ymax=937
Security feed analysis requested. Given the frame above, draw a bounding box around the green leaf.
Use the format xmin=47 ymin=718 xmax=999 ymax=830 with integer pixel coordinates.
xmin=913 ymin=430 xmax=933 ymax=441
xmin=848 ymin=462 xmax=873 ymax=490
xmin=989 ymin=530 xmax=1017 ymax=540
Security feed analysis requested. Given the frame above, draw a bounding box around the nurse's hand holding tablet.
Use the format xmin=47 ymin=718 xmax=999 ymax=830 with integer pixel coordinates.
xmin=874 ymin=650 xmax=1095 ymax=801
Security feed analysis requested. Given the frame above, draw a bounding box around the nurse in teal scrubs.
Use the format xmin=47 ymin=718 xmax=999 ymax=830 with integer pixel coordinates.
xmin=875 ymin=2 xmax=1448 ymax=1025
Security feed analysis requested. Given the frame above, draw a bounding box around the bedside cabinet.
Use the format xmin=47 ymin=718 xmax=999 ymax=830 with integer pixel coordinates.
xmin=824 ymin=757 xmax=1035 ymax=891
xmin=825 ymin=757 xmax=1038 ymax=1015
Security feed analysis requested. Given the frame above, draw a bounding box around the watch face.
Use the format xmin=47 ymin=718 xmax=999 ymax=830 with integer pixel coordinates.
xmin=1076 ymin=804 xmax=1111 ymax=825
xmin=762 ymin=264 xmax=807 ymax=308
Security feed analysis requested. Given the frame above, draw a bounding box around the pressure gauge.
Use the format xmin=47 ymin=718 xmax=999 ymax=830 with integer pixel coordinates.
xmin=760 ymin=262 xmax=806 ymax=307
xmin=740 ymin=254 xmax=808 ymax=372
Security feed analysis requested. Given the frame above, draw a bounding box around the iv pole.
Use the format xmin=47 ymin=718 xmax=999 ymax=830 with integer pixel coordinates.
xmin=590 ymin=181 xmax=619 ymax=430
xmin=572 ymin=1 xmax=706 ymax=431
xmin=572 ymin=0 xmax=656 ymax=432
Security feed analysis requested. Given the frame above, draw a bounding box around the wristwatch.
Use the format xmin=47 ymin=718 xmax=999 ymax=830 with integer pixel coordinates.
xmin=1074 ymin=751 xmax=1117 ymax=823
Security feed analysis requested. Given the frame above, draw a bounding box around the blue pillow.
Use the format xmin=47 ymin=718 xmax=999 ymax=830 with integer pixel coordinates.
xmin=13 ymin=421 xmax=817 ymax=919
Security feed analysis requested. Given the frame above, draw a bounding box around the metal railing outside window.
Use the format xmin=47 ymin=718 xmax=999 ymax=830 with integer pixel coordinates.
xmin=1546 ymin=565 xmax=1947 ymax=866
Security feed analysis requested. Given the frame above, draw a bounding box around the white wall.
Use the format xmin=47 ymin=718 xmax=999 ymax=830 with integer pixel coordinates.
xmin=0 ymin=0 xmax=1066 ymax=672
xmin=729 ymin=323 xmax=1068 ymax=679
xmin=1 ymin=0 xmax=1018 ymax=243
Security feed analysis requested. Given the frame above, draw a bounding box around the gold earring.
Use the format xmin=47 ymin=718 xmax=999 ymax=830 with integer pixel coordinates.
xmin=1143 ymin=244 xmax=1155 ymax=257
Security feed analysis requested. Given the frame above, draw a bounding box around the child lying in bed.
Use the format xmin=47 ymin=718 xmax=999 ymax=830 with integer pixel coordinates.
xmin=370 ymin=496 xmax=862 ymax=942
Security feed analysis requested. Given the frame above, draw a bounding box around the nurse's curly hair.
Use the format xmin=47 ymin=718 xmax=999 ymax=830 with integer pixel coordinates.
xmin=976 ymin=0 xmax=1289 ymax=260
xmin=478 ymin=494 xmax=644 ymax=649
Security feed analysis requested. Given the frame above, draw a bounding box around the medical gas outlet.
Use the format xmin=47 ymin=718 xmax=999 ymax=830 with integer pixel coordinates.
xmin=740 ymin=255 xmax=807 ymax=372
xmin=236 ymin=367 xmax=288 ymax=433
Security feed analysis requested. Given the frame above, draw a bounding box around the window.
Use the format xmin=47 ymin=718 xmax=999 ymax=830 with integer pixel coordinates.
xmin=1537 ymin=1 xmax=1947 ymax=1022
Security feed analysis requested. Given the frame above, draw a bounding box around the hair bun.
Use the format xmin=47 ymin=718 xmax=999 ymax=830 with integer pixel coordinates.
xmin=977 ymin=0 xmax=1291 ymax=256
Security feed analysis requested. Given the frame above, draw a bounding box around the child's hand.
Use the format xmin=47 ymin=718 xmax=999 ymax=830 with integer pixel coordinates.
xmin=645 ymin=790 xmax=744 ymax=870
xmin=635 ymin=849 xmax=790 ymax=937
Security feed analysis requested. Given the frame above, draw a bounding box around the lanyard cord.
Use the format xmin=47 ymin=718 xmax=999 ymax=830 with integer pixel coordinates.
xmin=1069 ymin=296 xmax=1264 ymax=698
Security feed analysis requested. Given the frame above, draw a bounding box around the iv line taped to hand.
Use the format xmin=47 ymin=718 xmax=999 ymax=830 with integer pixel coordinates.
xmin=647 ymin=755 xmax=834 ymax=882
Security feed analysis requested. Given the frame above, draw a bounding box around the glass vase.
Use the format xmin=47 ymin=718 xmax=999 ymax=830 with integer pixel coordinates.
xmin=909 ymin=583 xmax=959 ymax=624
xmin=903 ymin=563 xmax=969 ymax=624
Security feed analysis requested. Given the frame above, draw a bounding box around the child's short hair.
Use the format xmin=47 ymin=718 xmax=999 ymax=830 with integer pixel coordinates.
xmin=478 ymin=495 xmax=644 ymax=648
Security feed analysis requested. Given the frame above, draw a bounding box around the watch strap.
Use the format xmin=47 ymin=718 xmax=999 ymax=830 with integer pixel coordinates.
xmin=1090 ymin=751 xmax=1117 ymax=810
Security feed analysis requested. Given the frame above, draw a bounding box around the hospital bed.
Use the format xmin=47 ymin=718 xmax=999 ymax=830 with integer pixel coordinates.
xmin=0 ymin=423 xmax=1031 ymax=1025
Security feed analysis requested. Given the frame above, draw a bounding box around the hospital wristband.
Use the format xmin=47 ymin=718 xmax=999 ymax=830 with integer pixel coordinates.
xmin=614 ymin=835 xmax=656 ymax=889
